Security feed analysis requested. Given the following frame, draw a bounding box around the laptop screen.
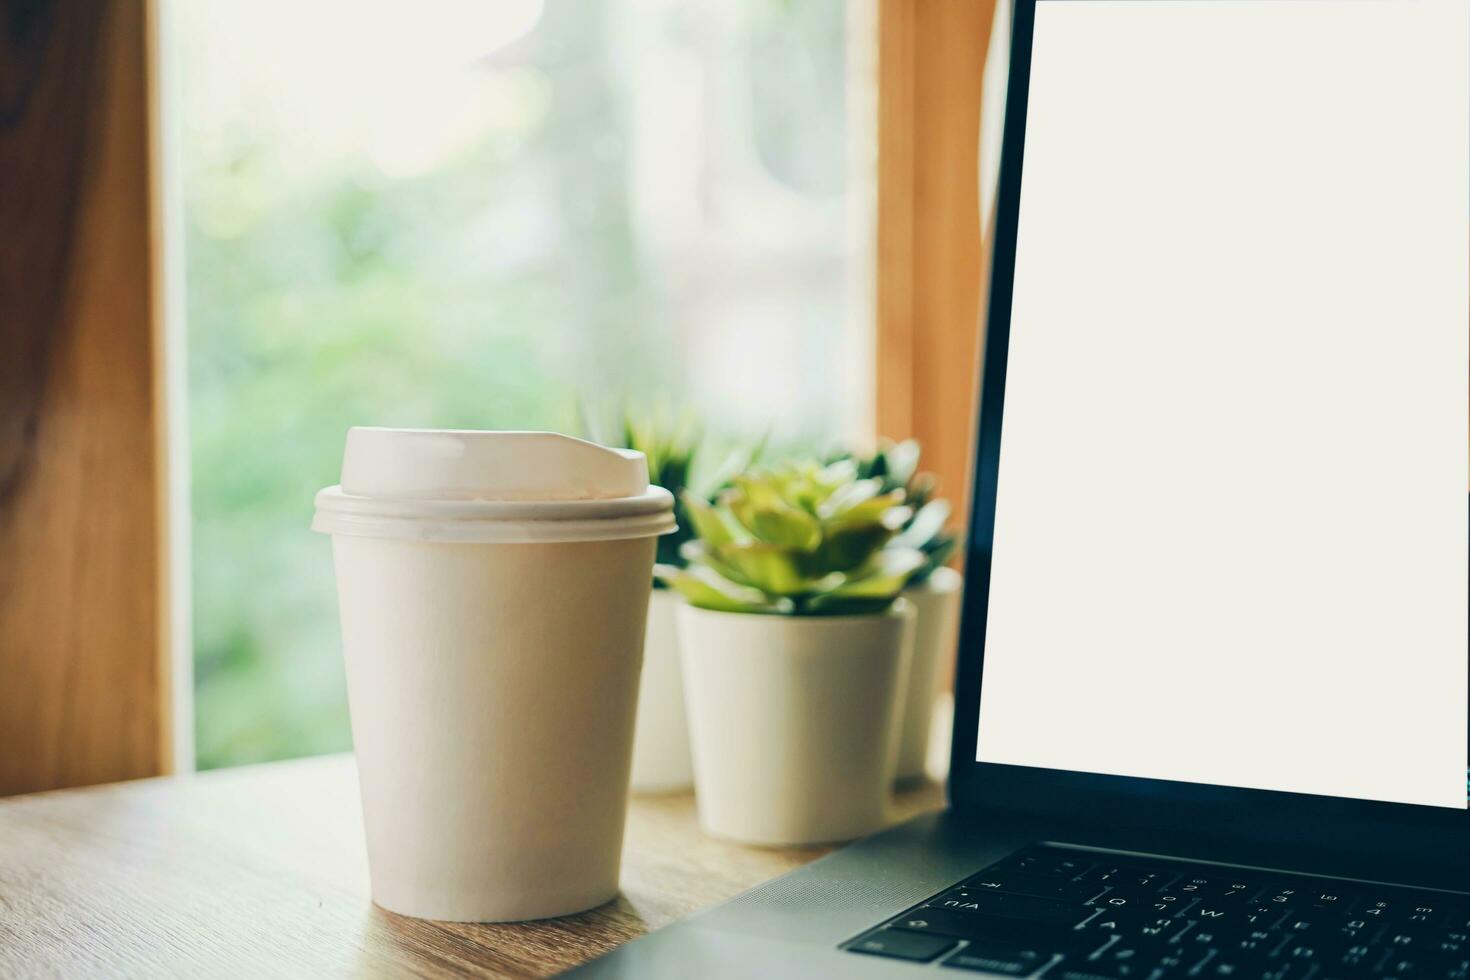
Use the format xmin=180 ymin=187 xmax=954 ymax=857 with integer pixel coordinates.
xmin=974 ymin=0 xmax=1470 ymax=809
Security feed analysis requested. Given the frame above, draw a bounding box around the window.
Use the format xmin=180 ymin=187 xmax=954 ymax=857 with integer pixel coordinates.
xmin=178 ymin=0 xmax=874 ymax=767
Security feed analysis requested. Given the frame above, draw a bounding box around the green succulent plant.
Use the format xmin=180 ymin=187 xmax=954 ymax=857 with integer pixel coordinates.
xmin=832 ymin=439 xmax=960 ymax=587
xmin=585 ymin=406 xmax=765 ymax=580
xmin=656 ymin=459 xmax=926 ymax=616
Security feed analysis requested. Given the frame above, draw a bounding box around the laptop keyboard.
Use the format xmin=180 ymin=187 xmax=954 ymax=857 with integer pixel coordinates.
xmin=842 ymin=844 xmax=1470 ymax=978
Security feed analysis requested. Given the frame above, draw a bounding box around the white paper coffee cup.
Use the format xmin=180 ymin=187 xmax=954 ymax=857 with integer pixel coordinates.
xmin=313 ymin=428 xmax=675 ymax=922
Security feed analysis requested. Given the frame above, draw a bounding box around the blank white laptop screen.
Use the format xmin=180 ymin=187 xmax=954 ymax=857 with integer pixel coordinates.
xmin=975 ymin=0 xmax=1470 ymax=809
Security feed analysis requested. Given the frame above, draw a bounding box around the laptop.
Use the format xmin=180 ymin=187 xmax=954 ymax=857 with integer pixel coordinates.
xmin=570 ymin=0 xmax=1470 ymax=975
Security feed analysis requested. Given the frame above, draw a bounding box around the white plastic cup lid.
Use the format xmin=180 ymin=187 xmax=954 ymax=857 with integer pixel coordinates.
xmin=312 ymin=428 xmax=676 ymax=544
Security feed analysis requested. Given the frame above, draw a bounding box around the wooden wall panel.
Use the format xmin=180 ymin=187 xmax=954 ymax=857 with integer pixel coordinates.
xmin=876 ymin=0 xmax=997 ymax=529
xmin=0 ymin=0 xmax=168 ymax=794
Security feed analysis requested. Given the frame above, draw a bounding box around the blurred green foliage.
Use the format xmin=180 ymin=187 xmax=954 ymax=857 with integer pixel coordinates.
xmin=183 ymin=0 xmax=852 ymax=768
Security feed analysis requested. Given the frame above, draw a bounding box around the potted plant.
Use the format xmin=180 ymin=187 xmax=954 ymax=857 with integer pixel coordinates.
xmin=658 ymin=460 xmax=924 ymax=844
xmin=843 ymin=440 xmax=963 ymax=784
xmin=853 ymin=441 xmax=964 ymax=783
xmin=609 ymin=412 xmax=761 ymax=794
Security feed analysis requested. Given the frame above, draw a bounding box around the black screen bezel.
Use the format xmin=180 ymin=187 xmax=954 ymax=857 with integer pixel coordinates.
xmin=949 ymin=0 xmax=1470 ymax=861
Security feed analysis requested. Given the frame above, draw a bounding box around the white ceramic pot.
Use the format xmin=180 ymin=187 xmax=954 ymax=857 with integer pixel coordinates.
xmin=628 ymin=588 xmax=694 ymax=793
xmin=677 ymin=601 xmax=915 ymax=846
xmin=895 ymin=567 xmax=964 ymax=783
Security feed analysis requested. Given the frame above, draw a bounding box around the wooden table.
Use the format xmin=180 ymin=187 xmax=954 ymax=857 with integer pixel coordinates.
xmin=0 ymin=754 xmax=944 ymax=978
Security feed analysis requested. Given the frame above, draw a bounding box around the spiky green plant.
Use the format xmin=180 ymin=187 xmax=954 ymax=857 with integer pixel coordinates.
xmin=656 ymin=460 xmax=925 ymax=615
xmin=838 ymin=439 xmax=960 ymax=586
xmin=595 ymin=409 xmax=765 ymax=583
xmin=620 ymin=413 xmax=702 ymax=572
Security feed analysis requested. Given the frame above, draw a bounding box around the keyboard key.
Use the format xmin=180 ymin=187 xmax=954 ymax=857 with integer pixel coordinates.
xmin=1432 ymin=931 xmax=1470 ymax=958
xmin=1141 ymin=916 xmax=1192 ymax=941
xmin=1338 ymin=942 xmax=1381 ymax=971
xmin=1080 ymin=865 xmax=1144 ymax=885
xmin=959 ymin=871 xmax=1106 ymax=902
xmin=1070 ymin=943 xmax=1191 ymax=980
xmin=848 ymin=928 xmax=957 ymax=962
xmin=1380 ymin=955 xmax=1424 ymax=976
xmin=893 ymin=907 xmax=1093 ymax=945
xmin=1090 ymin=894 xmax=1149 ymax=915
xmin=1230 ymin=928 xmax=1281 ymax=955
xmin=1275 ymin=940 xmax=1336 ymax=962
xmin=1307 ymin=890 xmax=1355 ymax=913
xmin=1195 ymin=958 xmax=1245 ymax=978
xmin=1352 ymin=898 xmax=1399 ymax=920
xmin=1153 ymin=947 xmax=1193 ymax=972
xmin=1151 ymin=892 xmax=1202 ymax=916
xmin=1336 ymin=917 xmax=1377 ymax=942
xmin=1260 ymin=886 xmax=1304 ymax=908
xmin=1073 ymin=910 xmax=1145 ymax=938
xmin=1401 ymin=902 xmax=1450 ymax=926
xmin=941 ymin=940 xmax=1057 ymax=974
xmin=1191 ymin=906 xmax=1249 ymax=928
xmin=1262 ymin=961 xmax=1318 ymax=980
xmin=1174 ymin=875 xmax=1262 ymax=901
xmin=1081 ymin=942 xmax=1169 ymax=979
xmin=1204 ymin=879 xmax=1265 ymax=901
xmin=1053 ymin=965 xmax=1152 ymax=980
xmin=1278 ymin=914 xmax=1327 ymax=937
xmin=931 ymin=890 xmax=1084 ymax=923
xmin=1129 ymin=870 xmax=1181 ymax=891
xmin=892 ymin=908 xmax=997 ymax=939
xmin=1181 ymin=925 xmax=1243 ymax=949
xmin=1240 ymin=905 xmax=1291 ymax=929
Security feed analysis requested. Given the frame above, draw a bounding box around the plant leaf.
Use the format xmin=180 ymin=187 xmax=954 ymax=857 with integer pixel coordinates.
xmin=682 ymin=494 xmax=742 ymax=549
xmin=709 ymin=542 xmax=817 ymax=596
xmin=685 ymin=541 xmax=761 ymax=588
xmin=817 ymin=477 xmax=882 ymax=520
xmin=885 ymin=439 xmax=921 ymax=487
xmin=829 ymin=547 xmax=927 ymax=599
xmin=826 ymin=489 xmax=907 ymax=530
xmin=922 ymin=532 xmax=960 ymax=574
xmin=906 ymin=472 xmax=936 ymax=508
xmin=656 ymin=564 xmax=781 ymax=613
xmin=701 ymin=447 xmax=751 ymax=497
xmin=816 ymin=456 xmax=858 ymax=488
xmin=893 ymin=498 xmax=951 ymax=550
xmin=928 ymin=532 xmax=960 ymax=563
xmin=728 ymin=488 xmax=822 ymax=549
xmin=812 ymin=522 xmax=895 ymax=573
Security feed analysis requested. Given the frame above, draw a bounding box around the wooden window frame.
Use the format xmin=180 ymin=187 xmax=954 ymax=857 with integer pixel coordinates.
xmin=876 ymin=0 xmax=999 ymax=532
xmin=1 ymin=0 xmax=174 ymax=794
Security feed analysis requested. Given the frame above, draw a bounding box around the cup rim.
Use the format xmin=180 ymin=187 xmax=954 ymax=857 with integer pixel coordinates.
xmin=312 ymin=484 xmax=676 ymax=543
